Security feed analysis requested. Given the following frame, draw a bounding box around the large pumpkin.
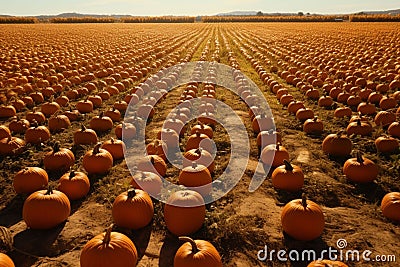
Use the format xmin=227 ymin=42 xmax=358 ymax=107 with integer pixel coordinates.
xmin=179 ymin=162 xmax=212 ymax=196
xmin=82 ymin=143 xmax=113 ymax=175
xmin=74 ymin=124 xmax=98 ymax=145
xmin=80 ymin=225 xmax=138 ymax=267
xmin=174 ymin=236 xmax=222 ymax=267
xmin=24 ymin=124 xmax=51 ymax=144
xmin=13 ymin=167 xmax=48 ymax=194
xmin=281 ymin=195 xmax=325 ymax=241
xmin=380 ymin=192 xmax=400 ymax=222
xmin=112 ymin=189 xmax=154 ymax=229
xmin=102 ymin=138 xmax=126 ymax=160
xmin=22 ymin=187 xmax=71 ymax=229
xmin=271 ymin=160 xmax=304 ymax=192
xmin=0 ymin=136 xmax=25 ymax=156
xmin=57 ymin=171 xmax=90 ymax=200
xmin=322 ymin=132 xmax=352 ymax=157
xmin=0 ymin=253 xmax=15 ymax=267
xmin=164 ymin=190 xmax=206 ymax=236
xmin=43 ymin=142 xmax=75 ymax=172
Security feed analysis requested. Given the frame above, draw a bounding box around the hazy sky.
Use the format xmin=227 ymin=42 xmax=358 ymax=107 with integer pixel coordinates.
xmin=1 ymin=0 xmax=399 ymax=16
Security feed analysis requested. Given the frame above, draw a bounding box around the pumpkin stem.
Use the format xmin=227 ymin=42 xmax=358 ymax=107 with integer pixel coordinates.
xmin=179 ymin=236 xmax=199 ymax=254
xmin=69 ymin=171 xmax=76 ymax=179
xmin=283 ymin=160 xmax=294 ymax=171
xmin=191 ymin=161 xmax=198 ymax=169
xmin=53 ymin=141 xmax=60 ymax=152
xmin=195 ymin=147 xmax=202 ymax=155
xmin=195 ymin=130 xmax=200 ymax=137
xmin=99 ymin=111 xmax=104 ymax=118
xmin=356 ymin=151 xmax=364 ymax=164
xmin=127 ymin=188 xmax=136 ymax=198
xmin=81 ymin=124 xmax=86 ymax=131
xmin=276 ymin=143 xmax=281 ymax=150
xmin=93 ymin=143 xmax=102 ymax=154
xmin=150 ymin=156 xmax=155 ymax=165
xmin=110 ymin=137 xmax=115 ymax=144
xmin=356 ymin=119 xmax=361 ymax=126
xmin=154 ymin=139 xmax=159 ymax=147
xmin=313 ymin=116 xmax=318 ymax=122
xmin=141 ymin=171 xmax=147 ymax=179
xmin=103 ymin=224 xmax=113 ymax=247
xmin=301 ymin=194 xmax=307 ymax=209
xmin=45 ymin=186 xmax=53 ymax=195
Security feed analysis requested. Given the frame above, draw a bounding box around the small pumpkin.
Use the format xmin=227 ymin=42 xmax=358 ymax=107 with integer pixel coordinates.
xmin=104 ymin=108 xmax=121 ymax=122
xmin=296 ymin=108 xmax=314 ymax=121
xmin=0 ymin=126 xmax=11 ymax=140
xmin=102 ymin=138 xmax=126 ymax=160
xmin=57 ymin=171 xmax=90 ymax=200
xmin=174 ymin=236 xmax=222 ymax=267
xmin=63 ymin=107 xmax=81 ymax=122
xmin=281 ymin=195 xmax=325 ymax=241
xmin=252 ymin=113 xmax=274 ymax=134
xmin=22 ymin=187 xmax=71 ymax=229
xmin=271 ymin=160 xmax=304 ymax=192
xmin=115 ymin=122 xmax=137 ymax=140
xmin=48 ymin=114 xmax=71 ymax=133
xmin=185 ymin=131 xmax=214 ymax=153
xmin=190 ymin=122 xmax=213 ymax=138
xmin=13 ymin=167 xmax=48 ymax=194
xmin=89 ymin=112 xmax=113 ymax=132
xmin=374 ymin=111 xmax=396 ymax=128
xmin=0 ymin=136 xmax=25 ymax=156
xmin=24 ymin=123 xmax=51 ymax=144
xmin=146 ymin=139 xmax=168 ymax=161
xmin=388 ymin=122 xmax=400 ymax=138
xmin=137 ymin=155 xmax=167 ymax=177
xmin=26 ymin=110 xmax=46 ymax=124
xmin=80 ymin=225 xmax=138 ymax=267
xmin=82 ymin=143 xmax=113 ymax=175
xmin=183 ymin=147 xmax=215 ymax=173
xmin=163 ymin=118 xmax=185 ymax=137
xmin=343 ymin=152 xmax=378 ymax=183
xmin=76 ymin=99 xmax=94 ymax=114
xmin=322 ymin=132 xmax=352 ymax=157
xmin=43 ymin=142 xmax=75 ymax=172
xmin=8 ymin=118 xmax=29 ymax=134
xmin=381 ymin=192 xmax=400 ymax=222
xmin=346 ymin=119 xmax=372 ymax=136
xmin=303 ymin=116 xmax=323 ymax=135
xmin=74 ymin=124 xmax=98 ymax=145
xmin=179 ymin=162 xmax=212 ymax=196
xmin=112 ymin=189 xmax=154 ymax=229
xmin=334 ymin=107 xmax=352 ymax=118
xmin=130 ymin=171 xmax=162 ymax=196
xmin=261 ymin=143 xmax=290 ymax=167
xmin=157 ymin=128 xmax=180 ymax=149
xmin=0 ymin=105 xmax=16 ymax=119
xmin=164 ymin=190 xmax=206 ymax=236
xmin=40 ymin=101 xmax=60 ymax=117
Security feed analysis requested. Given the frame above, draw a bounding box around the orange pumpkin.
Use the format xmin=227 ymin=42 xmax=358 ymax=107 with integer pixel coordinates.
xmin=307 ymin=260 xmax=348 ymax=267
xmin=82 ymin=143 xmax=113 ymax=175
xmin=381 ymin=192 xmax=400 ymax=222
xmin=130 ymin=171 xmax=162 ymax=196
xmin=13 ymin=167 xmax=48 ymax=194
xmin=48 ymin=114 xmax=71 ymax=133
xmin=185 ymin=131 xmax=214 ymax=153
xmin=80 ymin=225 xmax=138 ymax=267
xmin=22 ymin=187 xmax=71 ymax=229
xmin=0 ymin=125 xmax=11 ymax=140
xmin=271 ymin=160 xmax=304 ymax=192
xmin=146 ymin=139 xmax=167 ymax=161
xmin=112 ymin=189 xmax=154 ymax=229
xmin=137 ymin=155 xmax=167 ymax=177
xmin=375 ymin=136 xmax=399 ymax=153
xmin=74 ymin=125 xmax=98 ymax=145
xmin=164 ymin=190 xmax=206 ymax=236
xmin=183 ymin=148 xmax=215 ymax=173
xmin=174 ymin=236 xmax=222 ymax=267
xmin=0 ymin=253 xmax=15 ymax=267
xmin=89 ymin=112 xmax=113 ymax=132
xmin=322 ymin=132 xmax=352 ymax=157
xmin=57 ymin=171 xmax=90 ymax=200
xmin=281 ymin=195 xmax=325 ymax=241
xmin=102 ymin=138 xmax=126 ymax=160
xmin=25 ymin=124 xmax=51 ymax=144
xmin=261 ymin=143 xmax=289 ymax=167
xmin=0 ymin=136 xmax=25 ymax=156
xmin=190 ymin=122 xmax=213 ymax=139
xmin=343 ymin=152 xmax=378 ymax=183
xmin=43 ymin=142 xmax=75 ymax=172
xmin=179 ymin=162 xmax=212 ymax=196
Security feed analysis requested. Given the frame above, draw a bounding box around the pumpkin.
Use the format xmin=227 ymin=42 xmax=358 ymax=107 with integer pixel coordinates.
xmin=57 ymin=171 xmax=90 ymax=200
xmin=174 ymin=236 xmax=222 ymax=267
xmin=375 ymin=136 xmax=399 ymax=153
xmin=82 ymin=143 xmax=113 ymax=175
xmin=256 ymin=130 xmax=282 ymax=149
xmin=104 ymin=108 xmax=121 ymax=122
xmin=381 ymin=192 xmax=400 ymax=222
xmin=343 ymin=152 xmax=378 ymax=183
xmin=185 ymin=131 xmax=214 ymax=153
xmin=22 ymin=187 xmax=71 ymax=229
xmin=287 ymin=101 xmax=305 ymax=114
xmin=130 ymin=171 xmax=162 ymax=196
xmin=271 ymin=160 xmax=304 ymax=192
xmin=101 ymin=138 xmax=125 ymax=160
xmin=13 ymin=167 xmax=48 ymax=194
xmin=179 ymin=162 xmax=212 ymax=196
xmin=115 ymin=122 xmax=137 ymax=140
xmin=63 ymin=108 xmax=81 ymax=122
xmin=261 ymin=143 xmax=290 ymax=167
xmin=388 ymin=122 xmax=400 ymax=138
xmin=357 ymin=102 xmax=376 ymax=115
xmin=89 ymin=112 xmax=113 ymax=132
xmin=74 ymin=124 xmax=98 ymax=145
xmin=318 ymin=95 xmax=333 ymax=108
xmin=0 ymin=126 xmax=11 ymax=140
xmin=113 ymin=100 xmax=128 ymax=113
xmin=157 ymin=128 xmax=180 ymax=149
xmin=307 ymin=260 xmax=348 ymax=267
xmin=164 ymin=190 xmax=206 ymax=236
xmin=112 ymin=189 xmax=154 ymax=229
xmin=0 ymin=105 xmax=16 ymax=119
xmin=346 ymin=119 xmax=372 ymax=136
xmin=183 ymin=148 xmax=215 ymax=173
xmin=198 ymin=111 xmax=217 ymax=126
xmin=303 ymin=116 xmax=323 ymax=134
xmin=48 ymin=114 xmax=71 ymax=133
xmin=374 ymin=111 xmax=396 ymax=128
xmin=8 ymin=118 xmax=29 ymax=134
xmin=0 ymin=253 xmax=15 ymax=267
xmin=55 ymin=95 xmax=69 ymax=107
xmin=281 ymin=195 xmax=325 ymax=241
xmin=137 ymin=155 xmax=167 ymax=177
xmin=296 ymin=108 xmax=314 ymax=121
xmin=379 ymin=97 xmax=397 ymax=110
xmin=24 ymin=123 xmax=51 ymax=144
xmin=252 ymin=113 xmax=274 ymax=134
xmin=322 ymin=132 xmax=352 ymax=157
xmin=26 ymin=111 xmax=46 ymax=124
xmin=80 ymin=225 xmax=138 ymax=267
xmin=0 ymin=136 xmax=25 ymax=156
xmin=190 ymin=122 xmax=213 ymax=139
xmin=87 ymin=95 xmax=102 ymax=108
xmin=137 ymin=104 xmax=155 ymax=120
xmin=334 ymin=106 xmax=352 ymax=118
xmin=76 ymin=99 xmax=94 ymax=113
xmin=146 ymin=139 xmax=168 ymax=161
xmin=163 ymin=118 xmax=185 ymax=137
xmin=43 ymin=142 xmax=75 ymax=172
xmin=40 ymin=101 xmax=60 ymax=117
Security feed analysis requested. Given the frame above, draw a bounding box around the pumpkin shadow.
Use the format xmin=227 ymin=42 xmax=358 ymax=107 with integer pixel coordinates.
xmin=159 ymin=234 xmax=181 ymax=267
xmin=353 ymin=182 xmax=386 ymax=205
xmin=115 ymin=222 xmax=153 ymax=261
xmin=282 ymin=233 xmax=329 ymax=267
xmin=0 ymin=194 xmax=25 ymax=227
xmin=275 ymin=189 xmax=303 ymax=205
xmin=12 ymin=221 xmax=66 ymax=257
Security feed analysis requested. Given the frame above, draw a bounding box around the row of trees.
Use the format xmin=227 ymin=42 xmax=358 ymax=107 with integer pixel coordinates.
xmin=202 ymin=15 xmax=349 ymax=23
xmin=0 ymin=17 xmax=38 ymax=24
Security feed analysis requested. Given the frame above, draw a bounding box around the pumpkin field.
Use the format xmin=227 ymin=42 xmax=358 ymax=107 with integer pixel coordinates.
xmin=0 ymin=22 xmax=399 ymax=267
